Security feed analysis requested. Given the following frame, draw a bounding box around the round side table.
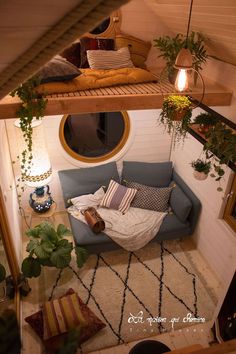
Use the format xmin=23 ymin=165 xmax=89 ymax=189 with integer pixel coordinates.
xmin=26 ymin=202 xmax=57 ymax=227
xmin=129 ymin=340 xmax=171 ymax=354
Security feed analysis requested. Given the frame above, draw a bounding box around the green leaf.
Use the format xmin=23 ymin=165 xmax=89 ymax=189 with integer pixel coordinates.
xmin=39 ymin=258 xmax=53 ymax=267
xmin=26 ymin=227 xmax=40 ymax=238
xmin=57 ymin=239 xmax=73 ymax=251
xmin=50 ymin=248 xmax=72 ymax=269
xmin=34 ymin=244 xmax=51 ymax=259
xmin=75 ymin=247 xmax=89 ymax=268
xmin=57 ymin=224 xmax=72 ymax=238
xmin=41 ymin=241 xmax=55 ymax=254
xmin=0 ymin=263 xmax=6 ymax=282
xmin=21 ymin=257 xmax=41 ymax=278
xmin=38 ymin=222 xmax=58 ymax=244
xmin=26 ymin=239 xmax=39 ymax=253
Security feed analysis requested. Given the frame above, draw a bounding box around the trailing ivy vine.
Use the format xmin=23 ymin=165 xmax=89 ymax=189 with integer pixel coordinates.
xmin=10 ymin=77 xmax=47 ymax=204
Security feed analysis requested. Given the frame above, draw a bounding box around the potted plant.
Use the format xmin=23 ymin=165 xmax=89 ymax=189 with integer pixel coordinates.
xmin=191 ymin=159 xmax=211 ymax=180
xmin=153 ymin=31 xmax=208 ymax=84
xmin=203 ymin=122 xmax=236 ymax=191
xmin=193 ymin=112 xmax=218 ymax=134
xmin=159 ymin=95 xmax=192 ymax=145
xmin=21 ymin=222 xmax=89 ymax=278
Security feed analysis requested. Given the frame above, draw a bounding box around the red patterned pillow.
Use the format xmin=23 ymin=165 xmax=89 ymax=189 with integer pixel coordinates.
xmin=80 ymin=37 xmax=115 ymax=68
xmin=60 ymin=42 xmax=81 ymax=67
xmin=25 ymin=289 xmax=106 ymax=352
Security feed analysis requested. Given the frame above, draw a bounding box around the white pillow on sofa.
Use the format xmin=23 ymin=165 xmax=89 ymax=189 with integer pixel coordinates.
xmin=86 ymin=47 xmax=134 ymax=70
xmin=70 ymin=187 xmax=105 ymax=211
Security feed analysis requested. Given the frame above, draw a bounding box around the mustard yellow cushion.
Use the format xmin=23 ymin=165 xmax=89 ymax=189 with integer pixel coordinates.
xmin=36 ymin=67 xmax=156 ymax=95
xmin=42 ymin=293 xmax=87 ymax=340
xmin=115 ymin=33 xmax=151 ymax=69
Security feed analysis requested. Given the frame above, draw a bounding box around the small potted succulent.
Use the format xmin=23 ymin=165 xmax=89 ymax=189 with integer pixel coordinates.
xmin=191 ymin=159 xmax=211 ymax=180
xmin=159 ymin=95 xmax=192 ymax=145
xmin=194 ymin=113 xmax=218 ymax=134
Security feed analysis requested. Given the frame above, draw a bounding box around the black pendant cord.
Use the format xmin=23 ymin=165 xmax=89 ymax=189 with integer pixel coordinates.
xmin=162 ymin=245 xmax=198 ymax=317
xmin=68 ymin=265 xmax=124 ymax=343
xmin=99 ymin=254 xmax=156 ymax=319
xmin=48 ymin=268 xmax=63 ymax=301
xmin=157 ymin=242 xmax=165 ymax=333
xmin=85 ymin=254 xmax=100 ymax=305
xmin=117 ymin=252 xmax=132 ymax=344
xmin=185 ymin=0 xmax=194 ymax=48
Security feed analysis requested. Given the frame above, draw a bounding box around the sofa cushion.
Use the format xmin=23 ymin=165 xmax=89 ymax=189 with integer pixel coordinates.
xmin=170 ymin=183 xmax=192 ymax=223
xmin=124 ymin=180 xmax=172 ymax=212
xmin=158 ymin=214 xmax=190 ymax=239
xmin=122 ymin=161 xmax=173 ymax=187
xmin=100 ymin=179 xmax=137 ymax=214
xmin=58 ymin=162 xmax=119 ymax=207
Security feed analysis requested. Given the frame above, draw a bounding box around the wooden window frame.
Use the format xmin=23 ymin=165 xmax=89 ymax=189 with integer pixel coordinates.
xmin=223 ymin=174 xmax=236 ymax=232
xmin=59 ymin=111 xmax=130 ymax=163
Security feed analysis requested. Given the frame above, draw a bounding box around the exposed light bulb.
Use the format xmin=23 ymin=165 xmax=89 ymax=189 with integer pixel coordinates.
xmin=175 ymin=69 xmax=188 ymax=92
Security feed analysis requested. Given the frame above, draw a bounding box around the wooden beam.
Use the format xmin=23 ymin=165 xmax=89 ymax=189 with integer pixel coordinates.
xmin=0 ymin=89 xmax=232 ymax=119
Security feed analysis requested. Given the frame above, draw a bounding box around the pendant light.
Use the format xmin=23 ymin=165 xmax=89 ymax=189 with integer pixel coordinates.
xmin=174 ymin=0 xmax=194 ymax=92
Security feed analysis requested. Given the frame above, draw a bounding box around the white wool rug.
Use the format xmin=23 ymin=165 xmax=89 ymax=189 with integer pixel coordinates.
xmin=25 ymin=240 xmax=218 ymax=353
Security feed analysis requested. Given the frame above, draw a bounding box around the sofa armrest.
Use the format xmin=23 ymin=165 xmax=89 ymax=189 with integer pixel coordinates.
xmin=172 ymin=171 xmax=201 ymax=234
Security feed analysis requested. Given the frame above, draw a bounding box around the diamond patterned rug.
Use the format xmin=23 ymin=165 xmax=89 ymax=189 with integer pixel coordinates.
xmin=27 ymin=240 xmax=218 ymax=353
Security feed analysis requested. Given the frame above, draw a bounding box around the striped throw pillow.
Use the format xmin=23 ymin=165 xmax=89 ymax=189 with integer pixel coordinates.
xmin=100 ymin=179 xmax=137 ymax=214
xmin=86 ymin=47 xmax=134 ymax=70
xmin=42 ymin=293 xmax=87 ymax=340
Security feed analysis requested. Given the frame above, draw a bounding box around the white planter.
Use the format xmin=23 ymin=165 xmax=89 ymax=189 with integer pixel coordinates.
xmin=193 ymin=170 xmax=208 ymax=181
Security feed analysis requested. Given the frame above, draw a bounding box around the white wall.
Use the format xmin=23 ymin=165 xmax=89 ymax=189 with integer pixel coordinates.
xmin=6 ymin=110 xmax=172 ymax=211
xmin=0 ymin=121 xmax=22 ymax=265
xmin=204 ymin=58 xmax=236 ymax=124
xmin=170 ymin=108 xmax=236 ymax=286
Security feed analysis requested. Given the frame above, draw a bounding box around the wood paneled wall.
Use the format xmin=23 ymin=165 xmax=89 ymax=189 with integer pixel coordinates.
xmin=144 ymin=0 xmax=236 ymax=66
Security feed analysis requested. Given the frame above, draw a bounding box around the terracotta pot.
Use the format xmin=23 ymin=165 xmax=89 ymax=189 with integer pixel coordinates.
xmin=173 ymin=109 xmax=187 ymax=121
xmin=193 ymin=170 xmax=208 ymax=181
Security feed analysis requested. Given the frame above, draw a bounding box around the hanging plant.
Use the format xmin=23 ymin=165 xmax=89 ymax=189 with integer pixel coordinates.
xmin=191 ymin=159 xmax=211 ymax=180
xmin=10 ymin=77 xmax=47 ymax=203
xmin=153 ymin=31 xmax=209 ymax=84
xmin=159 ymin=95 xmax=192 ymax=145
xmin=21 ymin=222 xmax=89 ymax=278
xmin=203 ymin=122 xmax=236 ymax=191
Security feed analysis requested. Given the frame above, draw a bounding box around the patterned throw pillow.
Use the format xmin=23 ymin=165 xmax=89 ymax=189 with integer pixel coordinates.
xmin=25 ymin=289 xmax=106 ymax=352
xmin=87 ymin=47 xmax=134 ymax=70
xmin=124 ymin=181 xmax=173 ymax=212
xmin=100 ymin=179 xmax=137 ymax=214
xmin=80 ymin=37 xmax=115 ymax=68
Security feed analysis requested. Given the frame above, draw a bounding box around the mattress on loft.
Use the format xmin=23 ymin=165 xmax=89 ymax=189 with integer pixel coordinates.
xmin=36 ymin=67 xmax=157 ymax=95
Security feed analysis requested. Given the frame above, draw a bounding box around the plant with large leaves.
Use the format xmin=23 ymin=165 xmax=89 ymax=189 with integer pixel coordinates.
xmin=21 ymin=222 xmax=89 ymax=278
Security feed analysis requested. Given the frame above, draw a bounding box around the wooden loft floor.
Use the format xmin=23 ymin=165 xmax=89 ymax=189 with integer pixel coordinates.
xmin=0 ymin=75 xmax=232 ymax=119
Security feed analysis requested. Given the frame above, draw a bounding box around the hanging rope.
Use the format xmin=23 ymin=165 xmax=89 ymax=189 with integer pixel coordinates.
xmin=0 ymin=0 xmax=130 ymax=100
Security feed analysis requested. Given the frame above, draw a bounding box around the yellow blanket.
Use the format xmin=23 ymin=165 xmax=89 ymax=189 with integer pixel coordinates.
xmin=36 ymin=67 xmax=157 ymax=95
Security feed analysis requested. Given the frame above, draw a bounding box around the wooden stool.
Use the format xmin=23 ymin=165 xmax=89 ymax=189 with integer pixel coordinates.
xmin=26 ymin=202 xmax=57 ymax=227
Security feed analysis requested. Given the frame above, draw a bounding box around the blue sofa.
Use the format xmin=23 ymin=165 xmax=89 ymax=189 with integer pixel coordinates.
xmin=58 ymin=161 xmax=201 ymax=253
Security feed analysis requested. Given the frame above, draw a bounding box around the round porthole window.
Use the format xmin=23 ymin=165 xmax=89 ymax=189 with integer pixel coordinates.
xmin=59 ymin=111 xmax=130 ymax=163
xmin=90 ymin=18 xmax=111 ymax=35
